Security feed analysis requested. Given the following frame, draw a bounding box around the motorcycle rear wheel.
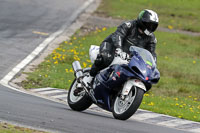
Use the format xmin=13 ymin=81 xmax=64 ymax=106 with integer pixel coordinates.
xmin=68 ymin=79 xmax=92 ymax=111
xmin=112 ymin=86 xmax=144 ymax=120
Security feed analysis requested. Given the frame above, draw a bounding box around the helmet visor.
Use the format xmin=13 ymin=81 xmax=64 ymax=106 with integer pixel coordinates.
xmin=143 ymin=22 xmax=158 ymax=32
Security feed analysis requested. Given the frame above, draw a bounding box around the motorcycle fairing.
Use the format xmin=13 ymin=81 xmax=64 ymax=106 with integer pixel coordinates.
xmin=92 ymin=64 xmax=137 ymax=111
xmin=128 ymin=50 xmax=160 ymax=84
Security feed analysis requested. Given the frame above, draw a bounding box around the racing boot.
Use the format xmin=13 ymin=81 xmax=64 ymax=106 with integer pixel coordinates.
xmin=82 ymin=74 xmax=94 ymax=89
xmin=74 ymin=75 xmax=94 ymax=96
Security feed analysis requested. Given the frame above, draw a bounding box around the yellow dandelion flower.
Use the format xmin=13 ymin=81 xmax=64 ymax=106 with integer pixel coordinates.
xmin=74 ymin=51 xmax=79 ymax=55
xmin=148 ymin=102 xmax=154 ymax=106
xmin=193 ymin=60 xmax=196 ymax=64
xmin=70 ymin=69 xmax=73 ymax=72
xmin=179 ymin=105 xmax=183 ymax=108
xmin=102 ymin=27 xmax=107 ymax=31
xmin=194 ymin=98 xmax=198 ymax=101
xmin=83 ymin=62 xmax=87 ymax=68
xmin=86 ymin=59 xmax=91 ymax=63
xmin=53 ymin=56 xmax=57 ymax=60
xmin=168 ymin=25 xmax=173 ymax=29
xmin=144 ymin=93 xmax=149 ymax=97
xmin=73 ymin=37 xmax=77 ymax=40
xmin=54 ymin=60 xmax=58 ymax=64
xmin=174 ymin=98 xmax=178 ymax=101
xmin=70 ymin=49 xmax=74 ymax=52
xmin=65 ymin=69 xmax=69 ymax=73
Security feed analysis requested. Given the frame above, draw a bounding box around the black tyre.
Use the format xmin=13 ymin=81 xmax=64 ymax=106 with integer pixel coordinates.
xmin=68 ymin=79 xmax=92 ymax=111
xmin=112 ymin=86 xmax=144 ymax=120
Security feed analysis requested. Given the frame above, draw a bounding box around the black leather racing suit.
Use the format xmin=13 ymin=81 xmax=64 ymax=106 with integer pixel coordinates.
xmin=90 ymin=20 xmax=158 ymax=76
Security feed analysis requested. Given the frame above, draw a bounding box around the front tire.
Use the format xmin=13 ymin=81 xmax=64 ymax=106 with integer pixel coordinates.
xmin=112 ymin=86 xmax=144 ymax=120
xmin=68 ymin=79 xmax=92 ymax=111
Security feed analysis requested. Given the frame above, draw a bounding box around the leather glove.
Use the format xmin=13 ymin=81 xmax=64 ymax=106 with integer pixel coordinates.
xmin=115 ymin=48 xmax=129 ymax=60
xmin=120 ymin=52 xmax=129 ymax=60
xmin=115 ymin=48 xmax=123 ymax=55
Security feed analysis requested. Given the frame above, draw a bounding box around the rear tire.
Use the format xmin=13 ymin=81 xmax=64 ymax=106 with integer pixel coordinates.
xmin=68 ymin=79 xmax=92 ymax=111
xmin=112 ymin=87 xmax=144 ymax=120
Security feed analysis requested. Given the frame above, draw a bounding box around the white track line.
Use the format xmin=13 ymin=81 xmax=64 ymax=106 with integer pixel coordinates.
xmin=131 ymin=113 xmax=161 ymax=121
xmin=188 ymin=128 xmax=200 ymax=133
xmin=31 ymin=88 xmax=56 ymax=92
xmin=157 ymin=119 xmax=193 ymax=127
xmin=52 ymin=94 xmax=68 ymax=99
xmin=0 ymin=0 xmax=95 ymax=91
xmin=39 ymin=90 xmax=65 ymax=95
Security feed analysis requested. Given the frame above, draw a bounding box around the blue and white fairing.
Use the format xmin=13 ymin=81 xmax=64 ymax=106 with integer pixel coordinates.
xmin=92 ymin=46 xmax=160 ymax=111
xmin=128 ymin=46 xmax=160 ymax=84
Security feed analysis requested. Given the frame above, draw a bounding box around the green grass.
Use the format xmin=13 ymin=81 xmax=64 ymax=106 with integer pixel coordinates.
xmin=0 ymin=122 xmax=46 ymax=133
xmin=21 ymin=27 xmax=200 ymax=122
xmin=97 ymin=0 xmax=200 ymax=32
xmin=21 ymin=28 xmax=112 ymax=89
xmin=140 ymin=94 xmax=200 ymax=121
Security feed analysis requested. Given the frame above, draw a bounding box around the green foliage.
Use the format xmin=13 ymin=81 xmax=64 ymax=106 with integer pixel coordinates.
xmin=22 ymin=27 xmax=114 ymax=89
xmin=141 ymin=94 xmax=200 ymax=122
xmin=0 ymin=122 xmax=45 ymax=133
xmin=98 ymin=0 xmax=200 ymax=32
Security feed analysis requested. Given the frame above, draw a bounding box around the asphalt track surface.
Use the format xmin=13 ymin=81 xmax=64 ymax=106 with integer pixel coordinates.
xmin=0 ymin=0 xmax=192 ymax=133
xmin=0 ymin=85 xmax=191 ymax=133
xmin=0 ymin=0 xmax=85 ymax=79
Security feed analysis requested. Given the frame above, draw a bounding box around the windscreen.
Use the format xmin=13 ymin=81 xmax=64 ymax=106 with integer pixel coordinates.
xmin=129 ymin=46 xmax=156 ymax=68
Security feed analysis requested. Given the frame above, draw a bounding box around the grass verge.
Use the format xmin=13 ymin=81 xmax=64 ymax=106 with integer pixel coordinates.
xmin=21 ymin=26 xmax=200 ymax=122
xmin=0 ymin=122 xmax=46 ymax=133
xmin=97 ymin=0 xmax=200 ymax=32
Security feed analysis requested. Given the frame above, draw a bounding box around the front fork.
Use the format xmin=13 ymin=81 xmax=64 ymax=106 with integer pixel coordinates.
xmin=120 ymin=79 xmax=146 ymax=98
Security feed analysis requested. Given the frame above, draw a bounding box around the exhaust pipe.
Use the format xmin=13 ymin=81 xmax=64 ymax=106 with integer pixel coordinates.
xmin=72 ymin=61 xmax=84 ymax=80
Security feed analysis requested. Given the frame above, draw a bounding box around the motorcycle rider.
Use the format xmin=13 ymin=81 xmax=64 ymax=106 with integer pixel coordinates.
xmin=75 ymin=9 xmax=159 ymax=94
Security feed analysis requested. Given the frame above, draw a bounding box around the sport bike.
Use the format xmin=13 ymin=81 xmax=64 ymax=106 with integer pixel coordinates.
xmin=68 ymin=46 xmax=160 ymax=120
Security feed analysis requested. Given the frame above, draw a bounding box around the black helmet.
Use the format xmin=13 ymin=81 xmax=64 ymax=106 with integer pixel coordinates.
xmin=137 ymin=9 xmax=159 ymax=36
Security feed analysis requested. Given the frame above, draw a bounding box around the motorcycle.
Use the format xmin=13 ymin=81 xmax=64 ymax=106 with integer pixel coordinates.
xmin=67 ymin=46 xmax=160 ymax=120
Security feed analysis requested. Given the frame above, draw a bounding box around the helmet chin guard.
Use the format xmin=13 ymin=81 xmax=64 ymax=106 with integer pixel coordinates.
xmin=144 ymin=29 xmax=152 ymax=36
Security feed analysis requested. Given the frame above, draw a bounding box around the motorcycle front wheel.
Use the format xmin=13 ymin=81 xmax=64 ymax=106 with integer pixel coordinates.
xmin=68 ymin=79 xmax=92 ymax=111
xmin=112 ymin=86 xmax=144 ymax=120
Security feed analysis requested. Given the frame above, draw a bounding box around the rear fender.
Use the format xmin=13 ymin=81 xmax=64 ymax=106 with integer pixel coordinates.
xmin=122 ymin=79 xmax=146 ymax=95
